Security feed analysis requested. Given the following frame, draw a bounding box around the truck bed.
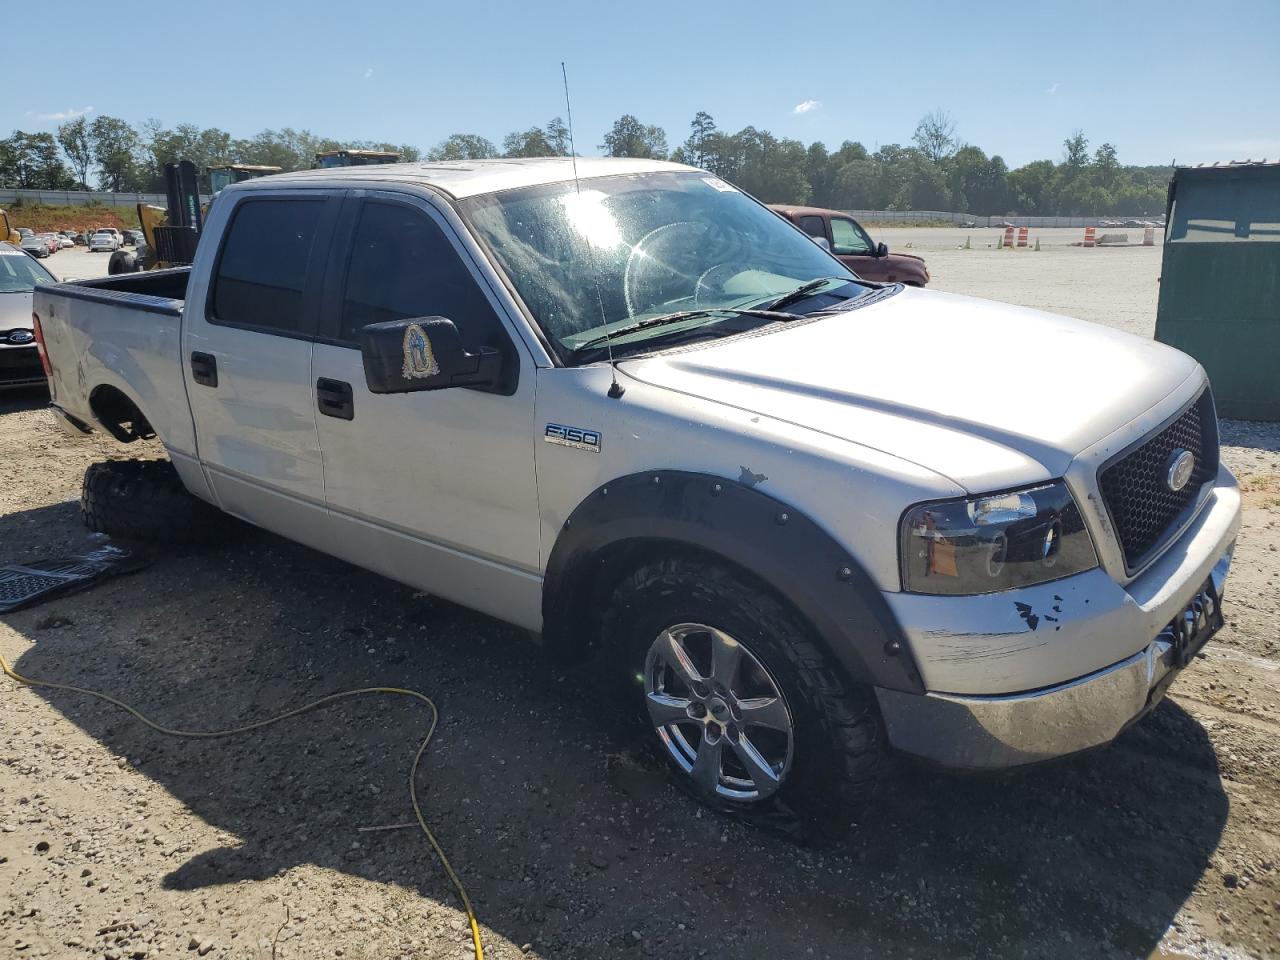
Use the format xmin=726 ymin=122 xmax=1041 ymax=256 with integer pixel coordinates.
xmin=34 ymin=267 xmax=199 ymax=458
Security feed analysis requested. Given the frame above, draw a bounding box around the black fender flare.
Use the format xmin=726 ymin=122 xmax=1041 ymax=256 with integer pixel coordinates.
xmin=542 ymin=470 xmax=923 ymax=694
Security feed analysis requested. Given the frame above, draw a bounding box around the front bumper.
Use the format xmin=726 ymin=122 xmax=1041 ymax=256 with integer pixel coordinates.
xmin=0 ymin=345 xmax=46 ymax=390
xmin=876 ymin=467 xmax=1240 ymax=768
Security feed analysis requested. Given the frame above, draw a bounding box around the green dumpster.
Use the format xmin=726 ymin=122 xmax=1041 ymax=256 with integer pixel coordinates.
xmin=1155 ymin=162 xmax=1280 ymax=421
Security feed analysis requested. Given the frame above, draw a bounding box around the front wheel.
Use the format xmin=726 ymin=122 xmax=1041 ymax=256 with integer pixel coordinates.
xmin=604 ymin=557 xmax=884 ymax=840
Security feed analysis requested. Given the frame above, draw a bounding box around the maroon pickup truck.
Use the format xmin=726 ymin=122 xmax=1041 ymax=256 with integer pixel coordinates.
xmin=770 ymin=205 xmax=930 ymax=286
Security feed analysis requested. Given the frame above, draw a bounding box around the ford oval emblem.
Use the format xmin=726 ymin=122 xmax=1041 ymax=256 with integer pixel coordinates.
xmin=1167 ymin=449 xmax=1195 ymax=493
xmin=8 ymin=330 xmax=34 ymax=344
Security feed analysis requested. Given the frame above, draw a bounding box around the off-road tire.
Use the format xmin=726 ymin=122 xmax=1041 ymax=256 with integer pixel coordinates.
xmin=107 ymin=250 xmax=137 ymax=275
xmin=81 ymin=459 xmax=225 ymax=543
xmin=603 ymin=556 xmax=884 ymax=843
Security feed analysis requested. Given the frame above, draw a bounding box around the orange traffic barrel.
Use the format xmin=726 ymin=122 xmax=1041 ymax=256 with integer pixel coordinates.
xmin=1017 ymin=227 xmax=1029 ymax=248
xmin=1083 ymin=226 xmax=1096 ymax=248
xmin=1143 ymin=226 xmax=1155 ymax=246
xmin=1004 ymin=225 xmax=1015 ymax=248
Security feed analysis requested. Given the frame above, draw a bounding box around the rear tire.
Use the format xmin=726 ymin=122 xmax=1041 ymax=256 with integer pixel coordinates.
xmin=81 ymin=459 xmax=225 ymax=543
xmin=603 ymin=556 xmax=884 ymax=842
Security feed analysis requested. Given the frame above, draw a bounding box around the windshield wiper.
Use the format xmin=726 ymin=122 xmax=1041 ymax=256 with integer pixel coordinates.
xmin=571 ymin=307 xmax=803 ymax=353
xmin=761 ymin=276 xmax=857 ymax=312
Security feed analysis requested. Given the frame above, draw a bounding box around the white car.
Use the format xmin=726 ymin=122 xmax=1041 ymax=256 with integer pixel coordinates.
xmin=32 ymin=158 xmax=1240 ymax=834
xmin=89 ymin=230 xmax=120 ymax=252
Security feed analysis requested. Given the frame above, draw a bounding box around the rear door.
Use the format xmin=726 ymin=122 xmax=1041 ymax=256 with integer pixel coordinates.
xmin=310 ymin=190 xmax=542 ymax=627
xmin=182 ymin=189 xmax=343 ymax=553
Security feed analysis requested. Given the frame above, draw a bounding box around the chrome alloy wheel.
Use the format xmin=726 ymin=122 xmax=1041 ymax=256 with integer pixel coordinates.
xmin=643 ymin=623 xmax=794 ymax=801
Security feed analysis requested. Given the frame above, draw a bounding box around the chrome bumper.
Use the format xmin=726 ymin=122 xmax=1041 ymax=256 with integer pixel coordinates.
xmin=878 ymin=545 xmax=1233 ymax=769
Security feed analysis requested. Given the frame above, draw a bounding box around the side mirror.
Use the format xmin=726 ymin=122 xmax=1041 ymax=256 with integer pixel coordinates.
xmin=360 ymin=317 xmax=505 ymax=394
xmin=811 ymin=235 xmax=831 ymax=251
xmin=876 ymin=241 xmax=889 ymax=258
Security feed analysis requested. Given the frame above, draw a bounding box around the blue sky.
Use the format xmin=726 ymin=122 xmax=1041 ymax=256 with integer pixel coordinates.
xmin=8 ymin=0 xmax=1279 ymax=168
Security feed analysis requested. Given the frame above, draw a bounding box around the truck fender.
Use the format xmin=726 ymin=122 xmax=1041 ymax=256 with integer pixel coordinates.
xmin=542 ymin=470 xmax=923 ymax=694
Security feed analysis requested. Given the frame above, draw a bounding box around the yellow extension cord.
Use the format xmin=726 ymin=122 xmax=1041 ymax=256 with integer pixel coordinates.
xmin=0 ymin=652 xmax=485 ymax=960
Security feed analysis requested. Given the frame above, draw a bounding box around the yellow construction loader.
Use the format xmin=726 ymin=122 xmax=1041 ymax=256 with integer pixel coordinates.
xmin=1 ymin=209 xmax=19 ymax=247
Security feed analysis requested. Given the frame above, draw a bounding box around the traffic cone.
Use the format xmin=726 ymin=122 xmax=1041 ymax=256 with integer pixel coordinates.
xmin=964 ymin=235 xmax=971 ymax=250
xmin=1034 ymin=237 xmax=1040 ymax=251
xmin=996 ymin=233 xmax=1003 ymax=250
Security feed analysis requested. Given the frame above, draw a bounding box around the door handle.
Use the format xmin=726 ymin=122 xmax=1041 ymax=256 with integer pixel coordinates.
xmin=316 ymin=377 xmax=354 ymax=421
xmin=190 ymin=351 xmax=217 ymax=387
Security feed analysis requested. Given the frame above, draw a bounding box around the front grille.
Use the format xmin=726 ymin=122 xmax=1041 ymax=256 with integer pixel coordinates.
xmin=0 ymin=346 xmax=43 ymax=381
xmin=1099 ymin=390 xmax=1218 ymax=571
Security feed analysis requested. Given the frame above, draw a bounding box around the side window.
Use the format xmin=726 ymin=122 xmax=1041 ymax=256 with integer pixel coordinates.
xmin=830 ymin=217 xmax=873 ymax=256
xmin=338 ymin=201 xmax=502 ymax=347
xmin=797 ymin=215 xmax=826 ymax=239
xmin=211 ymin=199 xmax=324 ymax=334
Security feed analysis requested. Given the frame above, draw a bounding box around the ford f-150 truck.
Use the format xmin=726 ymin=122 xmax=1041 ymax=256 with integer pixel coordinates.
xmin=32 ymin=158 xmax=1240 ymax=833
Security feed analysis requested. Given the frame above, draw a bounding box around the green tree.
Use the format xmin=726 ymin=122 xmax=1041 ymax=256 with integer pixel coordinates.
xmin=502 ymin=119 xmax=570 ymax=158
xmin=89 ymin=116 xmax=144 ymax=191
xmin=1062 ymin=130 xmax=1090 ymax=172
xmin=600 ymin=115 xmax=667 ymax=159
xmin=946 ymin=145 xmax=1010 ymax=214
xmin=427 ymin=133 xmax=498 ymax=161
xmin=56 ymin=116 xmax=94 ymax=188
xmin=1008 ymin=159 xmax=1058 ymax=214
xmin=1093 ymin=142 xmax=1119 ymax=188
xmin=681 ymin=111 xmax=717 ymax=168
xmin=1 ymin=132 xmax=74 ymax=189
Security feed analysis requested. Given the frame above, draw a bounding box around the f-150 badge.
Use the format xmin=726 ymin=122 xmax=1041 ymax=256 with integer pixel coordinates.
xmin=545 ymin=423 xmax=601 ymax=453
xmin=402 ymin=322 xmax=440 ymax=379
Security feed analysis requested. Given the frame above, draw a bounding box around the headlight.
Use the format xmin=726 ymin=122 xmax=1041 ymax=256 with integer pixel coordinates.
xmin=900 ymin=481 xmax=1097 ymax=595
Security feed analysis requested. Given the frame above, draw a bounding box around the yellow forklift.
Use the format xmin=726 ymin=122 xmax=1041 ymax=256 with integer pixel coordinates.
xmin=1 ymin=209 xmax=19 ymax=247
xmin=121 ymin=161 xmax=279 ymax=273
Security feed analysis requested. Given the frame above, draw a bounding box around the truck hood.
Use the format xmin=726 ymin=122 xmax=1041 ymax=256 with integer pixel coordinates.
xmin=0 ymin=290 xmax=35 ymax=334
xmin=618 ymin=287 xmax=1200 ymax=492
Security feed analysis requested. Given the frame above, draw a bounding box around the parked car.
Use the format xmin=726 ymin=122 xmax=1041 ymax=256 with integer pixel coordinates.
xmin=38 ymin=233 xmax=60 ymax=255
xmin=57 ymin=234 xmax=74 ymax=249
xmin=19 ymin=235 xmax=50 ymax=258
xmin=771 ymin=205 xmax=930 ymax=286
xmin=17 ymin=227 xmax=34 ymax=239
xmin=33 ymin=158 xmax=1240 ymax=834
xmin=0 ymin=243 xmax=57 ymax=390
xmin=89 ymin=229 xmax=121 ymax=252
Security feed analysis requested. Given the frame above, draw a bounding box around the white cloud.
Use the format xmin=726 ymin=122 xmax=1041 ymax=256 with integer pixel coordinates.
xmin=36 ymin=106 xmax=94 ymax=121
xmin=793 ymin=99 xmax=820 ymax=114
xmin=1045 ymin=83 xmax=1060 ymax=95
xmin=362 ymin=67 xmax=374 ymax=80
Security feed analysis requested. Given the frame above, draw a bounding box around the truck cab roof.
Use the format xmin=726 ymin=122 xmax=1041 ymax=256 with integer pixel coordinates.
xmin=230 ymin=156 xmax=694 ymax=200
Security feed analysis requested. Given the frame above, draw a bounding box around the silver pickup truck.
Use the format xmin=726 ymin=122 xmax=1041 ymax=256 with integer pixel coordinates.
xmin=32 ymin=158 xmax=1240 ymax=833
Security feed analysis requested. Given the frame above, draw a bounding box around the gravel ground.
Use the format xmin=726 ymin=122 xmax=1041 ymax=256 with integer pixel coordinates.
xmin=2 ymin=233 xmax=1278 ymax=960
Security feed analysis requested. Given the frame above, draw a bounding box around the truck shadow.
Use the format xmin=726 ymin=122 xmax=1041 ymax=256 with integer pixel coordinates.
xmin=1 ymin=501 xmax=1228 ymax=959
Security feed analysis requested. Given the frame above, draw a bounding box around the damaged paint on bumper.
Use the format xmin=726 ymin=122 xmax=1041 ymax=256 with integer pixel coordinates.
xmin=876 ymin=467 xmax=1240 ymax=768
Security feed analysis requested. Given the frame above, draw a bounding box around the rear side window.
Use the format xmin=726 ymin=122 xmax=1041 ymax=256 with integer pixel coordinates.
xmin=212 ymin=199 xmax=324 ymax=334
xmin=797 ymin=215 xmax=826 ymax=238
xmin=338 ymin=200 xmax=502 ymax=348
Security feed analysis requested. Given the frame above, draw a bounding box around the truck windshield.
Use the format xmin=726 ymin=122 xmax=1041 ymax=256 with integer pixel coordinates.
xmin=0 ymin=253 xmax=56 ymax=292
xmin=462 ymin=172 xmax=866 ymax=362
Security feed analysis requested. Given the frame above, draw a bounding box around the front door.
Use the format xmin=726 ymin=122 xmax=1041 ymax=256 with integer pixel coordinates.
xmin=183 ymin=190 xmax=342 ymax=554
xmin=310 ymin=192 xmax=542 ymax=628
xmin=829 ymin=215 xmax=884 ymax=280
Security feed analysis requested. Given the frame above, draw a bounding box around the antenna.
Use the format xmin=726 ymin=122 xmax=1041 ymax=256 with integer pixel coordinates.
xmin=562 ymin=61 xmax=624 ymax=399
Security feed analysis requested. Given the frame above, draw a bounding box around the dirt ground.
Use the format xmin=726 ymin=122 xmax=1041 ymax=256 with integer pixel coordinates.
xmin=2 ymin=234 xmax=1278 ymax=960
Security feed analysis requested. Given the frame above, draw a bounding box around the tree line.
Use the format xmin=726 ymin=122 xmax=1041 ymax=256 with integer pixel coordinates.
xmin=0 ymin=110 xmax=1170 ymax=216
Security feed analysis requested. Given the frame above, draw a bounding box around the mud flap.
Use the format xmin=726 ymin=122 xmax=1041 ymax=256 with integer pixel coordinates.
xmin=0 ymin=545 xmax=148 ymax=613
